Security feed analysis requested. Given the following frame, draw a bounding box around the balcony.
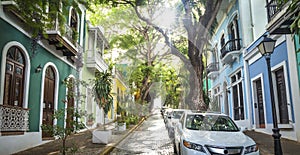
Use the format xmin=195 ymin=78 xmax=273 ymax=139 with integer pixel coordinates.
xmin=0 ymin=105 xmax=29 ymax=135
xmin=266 ymin=0 xmax=299 ymax=34
xmin=1 ymin=1 xmax=81 ymax=57
xmin=86 ymin=26 xmax=109 ymax=72
xmin=207 ymin=62 xmax=219 ymax=79
xmin=220 ymin=39 xmax=241 ymax=65
xmin=86 ymin=49 xmax=108 ymax=72
xmin=1 ymin=1 xmax=24 ymax=20
xmin=46 ymin=20 xmax=80 ymax=57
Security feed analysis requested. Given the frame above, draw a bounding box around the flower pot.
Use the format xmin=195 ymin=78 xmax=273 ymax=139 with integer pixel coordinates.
xmin=118 ymin=122 xmax=126 ymax=131
xmin=92 ymin=129 xmax=112 ymax=144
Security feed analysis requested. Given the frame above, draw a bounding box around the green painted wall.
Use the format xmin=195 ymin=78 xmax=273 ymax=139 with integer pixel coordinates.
xmin=0 ymin=19 xmax=78 ymax=132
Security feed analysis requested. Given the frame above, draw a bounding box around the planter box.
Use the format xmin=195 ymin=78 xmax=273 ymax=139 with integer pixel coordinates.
xmin=117 ymin=123 xmax=126 ymax=131
xmin=92 ymin=129 xmax=112 ymax=144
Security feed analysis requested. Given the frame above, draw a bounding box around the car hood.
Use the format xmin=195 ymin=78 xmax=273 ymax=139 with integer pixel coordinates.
xmin=183 ymin=129 xmax=255 ymax=147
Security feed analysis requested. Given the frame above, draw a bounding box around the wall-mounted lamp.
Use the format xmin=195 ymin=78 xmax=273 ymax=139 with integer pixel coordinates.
xmin=35 ymin=65 xmax=42 ymax=73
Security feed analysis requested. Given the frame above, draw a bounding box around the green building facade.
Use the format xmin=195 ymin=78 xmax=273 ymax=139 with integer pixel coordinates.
xmin=0 ymin=2 xmax=86 ymax=154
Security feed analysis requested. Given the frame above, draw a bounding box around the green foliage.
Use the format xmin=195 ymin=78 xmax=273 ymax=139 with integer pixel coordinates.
xmin=124 ymin=115 xmax=140 ymax=125
xmin=41 ymin=78 xmax=87 ymax=155
xmin=89 ymin=0 xmax=185 ymax=108
xmin=11 ymin=0 xmax=92 ymax=38
xmin=92 ymin=71 xmax=113 ymax=115
xmin=276 ymin=0 xmax=300 ymax=36
xmin=288 ymin=0 xmax=300 ymax=36
xmin=41 ymin=107 xmax=85 ymax=155
xmin=162 ymin=66 xmax=182 ymax=108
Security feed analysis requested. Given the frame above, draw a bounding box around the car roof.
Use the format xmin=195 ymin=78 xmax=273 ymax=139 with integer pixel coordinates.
xmin=184 ymin=110 xmax=227 ymax=116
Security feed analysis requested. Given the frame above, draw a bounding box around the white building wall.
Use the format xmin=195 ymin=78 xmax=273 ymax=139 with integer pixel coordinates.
xmin=249 ymin=0 xmax=268 ymax=39
xmin=286 ymin=35 xmax=300 ymax=142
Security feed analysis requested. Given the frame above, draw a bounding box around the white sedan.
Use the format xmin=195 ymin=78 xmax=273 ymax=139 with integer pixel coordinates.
xmin=174 ymin=111 xmax=259 ymax=155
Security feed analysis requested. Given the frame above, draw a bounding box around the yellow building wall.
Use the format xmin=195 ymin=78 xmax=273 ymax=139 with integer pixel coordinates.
xmin=107 ymin=77 xmax=126 ymax=120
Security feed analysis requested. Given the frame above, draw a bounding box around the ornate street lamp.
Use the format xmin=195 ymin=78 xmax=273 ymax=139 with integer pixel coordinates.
xmin=257 ymin=35 xmax=282 ymax=155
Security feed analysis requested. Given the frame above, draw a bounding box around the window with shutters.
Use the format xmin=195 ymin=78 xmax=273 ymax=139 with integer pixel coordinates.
xmin=4 ymin=46 xmax=25 ymax=107
xmin=231 ymin=70 xmax=244 ymax=120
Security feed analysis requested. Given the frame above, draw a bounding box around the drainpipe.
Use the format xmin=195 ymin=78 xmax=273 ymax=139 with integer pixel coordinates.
xmin=248 ymin=0 xmax=255 ymax=42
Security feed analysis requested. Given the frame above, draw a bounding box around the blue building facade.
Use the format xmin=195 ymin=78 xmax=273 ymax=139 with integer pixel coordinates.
xmin=207 ymin=0 xmax=300 ymax=142
xmin=207 ymin=0 xmax=250 ymax=128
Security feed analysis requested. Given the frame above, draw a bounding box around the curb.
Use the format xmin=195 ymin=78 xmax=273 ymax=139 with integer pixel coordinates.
xmin=99 ymin=117 xmax=147 ymax=155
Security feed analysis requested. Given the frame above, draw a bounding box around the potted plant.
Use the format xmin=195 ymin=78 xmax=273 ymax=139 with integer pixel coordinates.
xmin=116 ymin=104 xmax=126 ymax=131
xmin=87 ymin=113 xmax=95 ymax=126
xmin=91 ymin=70 xmax=113 ymax=144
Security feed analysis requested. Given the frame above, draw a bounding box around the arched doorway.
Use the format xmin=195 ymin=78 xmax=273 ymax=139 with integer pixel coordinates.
xmin=42 ymin=66 xmax=56 ymax=138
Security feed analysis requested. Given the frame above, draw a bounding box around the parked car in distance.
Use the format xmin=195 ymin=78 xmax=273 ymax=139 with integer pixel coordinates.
xmin=166 ymin=109 xmax=191 ymax=138
xmin=174 ymin=111 xmax=259 ymax=155
xmin=163 ymin=108 xmax=173 ymax=124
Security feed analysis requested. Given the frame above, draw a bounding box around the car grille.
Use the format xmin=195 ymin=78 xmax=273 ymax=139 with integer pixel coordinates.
xmin=205 ymin=145 xmax=243 ymax=155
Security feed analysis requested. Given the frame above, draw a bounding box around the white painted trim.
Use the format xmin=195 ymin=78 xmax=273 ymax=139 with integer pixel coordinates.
xmin=39 ymin=62 xmax=59 ymax=135
xmin=251 ymin=74 xmax=267 ymax=129
xmin=227 ymin=10 xmax=239 ymax=23
xmin=247 ymin=49 xmax=261 ymax=65
xmin=286 ymin=34 xmax=300 ymax=142
xmin=0 ymin=41 xmax=31 ymax=109
xmin=80 ymin=10 xmax=85 ymax=46
xmin=229 ymin=69 xmax=246 ymax=121
xmin=243 ymin=54 xmax=253 ymax=129
xmin=68 ymin=7 xmax=80 ymax=40
xmin=271 ymin=61 xmax=293 ymax=124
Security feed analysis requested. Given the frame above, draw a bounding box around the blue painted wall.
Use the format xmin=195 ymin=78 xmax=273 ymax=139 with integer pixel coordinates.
xmin=248 ymin=41 xmax=294 ymax=124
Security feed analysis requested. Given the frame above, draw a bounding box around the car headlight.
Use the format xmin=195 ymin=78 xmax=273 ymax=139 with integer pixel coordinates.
xmin=183 ymin=140 xmax=205 ymax=153
xmin=244 ymin=144 xmax=258 ymax=154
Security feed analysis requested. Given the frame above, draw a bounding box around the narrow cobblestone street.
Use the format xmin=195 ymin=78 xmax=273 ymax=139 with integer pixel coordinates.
xmin=111 ymin=111 xmax=174 ymax=155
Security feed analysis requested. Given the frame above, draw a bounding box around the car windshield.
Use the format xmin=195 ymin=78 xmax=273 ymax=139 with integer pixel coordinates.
xmin=185 ymin=114 xmax=239 ymax=132
xmin=172 ymin=111 xmax=184 ymax=119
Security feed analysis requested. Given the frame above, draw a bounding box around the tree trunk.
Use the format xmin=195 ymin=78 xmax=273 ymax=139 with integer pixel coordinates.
xmin=131 ymin=0 xmax=222 ymax=111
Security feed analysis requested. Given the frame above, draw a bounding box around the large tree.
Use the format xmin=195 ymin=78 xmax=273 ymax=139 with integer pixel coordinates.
xmin=89 ymin=5 xmax=181 ymax=109
xmin=95 ymin=0 xmax=222 ymax=110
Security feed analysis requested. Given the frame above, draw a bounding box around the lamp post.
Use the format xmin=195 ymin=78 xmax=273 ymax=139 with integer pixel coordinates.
xmin=257 ymin=35 xmax=282 ymax=155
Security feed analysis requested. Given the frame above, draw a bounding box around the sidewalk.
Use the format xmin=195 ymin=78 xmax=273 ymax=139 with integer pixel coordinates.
xmin=244 ymin=130 xmax=300 ymax=155
xmin=13 ymin=118 xmax=145 ymax=155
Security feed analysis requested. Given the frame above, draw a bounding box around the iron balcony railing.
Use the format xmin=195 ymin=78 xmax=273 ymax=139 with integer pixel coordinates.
xmin=266 ymin=0 xmax=281 ymax=22
xmin=0 ymin=105 xmax=29 ymax=132
xmin=207 ymin=62 xmax=219 ymax=75
xmin=220 ymin=39 xmax=241 ymax=59
xmin=48 ymin=18 xmax=77 ymax=44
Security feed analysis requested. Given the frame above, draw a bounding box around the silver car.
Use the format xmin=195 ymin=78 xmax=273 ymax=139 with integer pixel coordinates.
xmin=174 ymin=111 xmax=259 ymax=155
xmin=166 ymin=109 xmax=191 ymax=138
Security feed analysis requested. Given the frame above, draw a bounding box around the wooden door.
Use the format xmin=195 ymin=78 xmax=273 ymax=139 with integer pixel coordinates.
xmin=275 ymin=68 xmax=289 ymax=124
xmin=42 ymin=67 xmax=55 ymax=138
xmin=255 ymin=79 xmax=265 ymax=128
